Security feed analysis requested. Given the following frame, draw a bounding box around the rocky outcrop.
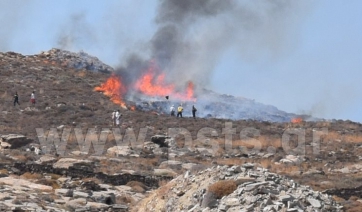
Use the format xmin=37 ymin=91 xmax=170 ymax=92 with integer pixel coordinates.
xmin=38 ymin=48 xmax=114 ymax=73
xmin=151 ymin=135 xmax=170 ymax=147
xmin=141 ymin=164 xmax=343 ymax=212
xmin=0 ymin=134 xmax=32 ymax=149
xmin=3 ymin=162 xmax=173 ymax=188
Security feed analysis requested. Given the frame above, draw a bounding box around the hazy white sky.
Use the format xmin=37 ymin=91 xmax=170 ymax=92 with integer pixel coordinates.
xmin=1 ymin=0 xmax=362 ymax=122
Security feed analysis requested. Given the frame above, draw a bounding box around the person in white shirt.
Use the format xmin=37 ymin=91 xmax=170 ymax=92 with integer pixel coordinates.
xmin=112 ymin=110 xmax=116 ymax=126
xmin=30 ymin=91 xmax=36 ymax=105
xmin=115 ymin=110 xmax=121 ymax=126
xmin=170 ymin=105 xmax=175 ymax=116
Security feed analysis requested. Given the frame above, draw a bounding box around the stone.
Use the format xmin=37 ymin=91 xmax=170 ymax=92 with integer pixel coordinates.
xmin=112 ymin=204 xmax=129 ymax=210
xmin=106 ymin=146 xmax=132 ymax=157
xmin=201 ymin=191 xmax=218 ymax=208
xmin=224 ymin=198 xmax=239 ymax=206
xmin=92 ymin=192 xmax=116 ymax=205
xmin=86 ymin=202 xmax=109 ymax=210
xmin=235 ymin=177 xmax=256 ymax=185
xmin=154 ymin=169 xmax=177 ymax=176
xmin=159 ymin=160 xmax=183 ymax=170
xmin=151 ymin=135 xmax=169 ymax=147
xmin=66 ymin=198 xmax=87 ymax=209
xmin=279 ymin=195 xmax=294 ymax=202
xmin=244 ymin=182 xmax=269 ymax=191
xmin=36 ymin=155 xmax=57 ymax=164
xmin=53 ymin=158 xmax=92 ymax=169
xmin=307 ymin=198 xmax=321 ymax=208
xmin=73 ymin=191 xmax=89 ymax=198
xmin=1 ymin=134 xmax=32 ymax=149
xmin=0 ymin=177 xmax=52 ymax=192
xmin=242 ymin=163 xmax=255 ymax=169
xmin=55 ymin=189 xmax=69 ymax=196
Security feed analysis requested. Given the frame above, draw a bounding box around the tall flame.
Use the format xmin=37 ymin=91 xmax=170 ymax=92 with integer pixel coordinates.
xmin=134 ymin=62 xmax=196 ymax=101
xmin=135 ymin=72 xmax=174 ymax=96
xmin=186 ymin=81 xmax=195 ymax=100
xmin=94 ymin=75 xmax=127 ymax=108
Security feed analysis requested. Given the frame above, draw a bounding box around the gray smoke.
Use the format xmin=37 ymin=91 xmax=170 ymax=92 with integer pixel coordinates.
xmin=0 ymin=0 xmax=33 ymax=51
xmin=56 ymin=13 xmax=97 ymax=51
xmin=117 ymin=0 xmax=312 ymax=90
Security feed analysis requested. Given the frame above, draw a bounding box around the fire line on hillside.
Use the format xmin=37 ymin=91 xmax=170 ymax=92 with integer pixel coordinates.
xmin=94 ymin=61 xmax=196 ymax=109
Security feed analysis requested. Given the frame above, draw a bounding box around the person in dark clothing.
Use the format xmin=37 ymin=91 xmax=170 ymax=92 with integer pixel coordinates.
xmin=14 ymin=92 xmax=20 ymax=106
xmin=192 ymin=105 xmax=197 ymax=118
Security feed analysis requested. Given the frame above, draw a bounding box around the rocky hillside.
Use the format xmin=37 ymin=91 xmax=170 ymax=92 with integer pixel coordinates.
xmin=1 ymin=49 xmax=362 ymax=211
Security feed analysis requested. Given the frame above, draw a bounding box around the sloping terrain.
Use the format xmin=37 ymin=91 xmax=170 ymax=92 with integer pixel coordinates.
xmin=0 ymin=50 xmax=362 ymax=211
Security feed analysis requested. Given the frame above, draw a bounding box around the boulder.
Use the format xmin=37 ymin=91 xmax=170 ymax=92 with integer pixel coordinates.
xmin=86 ymin=202 xmax=109 ymax=210
xmin=0 ymin=177 xmax=53 ymax=192
xmin=53 ymin=158 xmax=92 ymax=169
xmin=91 ymin=192 xmax=116 ymax=205
xmin=66 ymin=198 xmax=87 ymax=210
xmin=201 ymin=191 xmax=218 ymax=208
xmin=151 ymin=135 xmax=169 ymax=147
xmin=36 ymin=155 xmax=57 ymax=164
xmin=159 ymin=160 xmax=183 ymax=170
xmin=106 ymin=146 xmax=132 ymax=157
xmin=0 ymin=134 xmax=32 ymax=149
xmin=153 ymin=169 xmax=177 ymax=177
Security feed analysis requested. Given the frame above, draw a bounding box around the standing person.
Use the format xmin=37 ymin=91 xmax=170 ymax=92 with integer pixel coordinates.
xmin=30 ymin=91 xmax=36 ymax=105
xmin=112 ymin=110 xmax=116 ymax=126
xmin=115 ymin=110 xmax=121 ymax=126
xmin=177 ymin=104 xmax=183 ymax=118
xmin=170 ymin=105 xmax=175 ymax=116
xmin=14 ymin=92 xmax=20 ymax=106
xmin=192 ymin=105 xmax=197 ymax=118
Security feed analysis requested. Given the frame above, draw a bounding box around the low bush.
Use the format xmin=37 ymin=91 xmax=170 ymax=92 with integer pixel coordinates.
xmin=208 ymin=180 xmax=237 ymax=199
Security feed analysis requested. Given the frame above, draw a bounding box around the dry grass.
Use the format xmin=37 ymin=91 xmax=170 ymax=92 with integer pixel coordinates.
xmin=116 ymin=194 xmax=134 ymax=205
xmin=126 ymin=181 xmax=147 ymax=193
xmin=46 ymin=173 xmax=62 ymax=180
xmin=21 ymin=172 xmax=42 ymax=180
xmin=82 ymin=177 xmax=102 ymax=185
xmin=323 ymin=132 xmax=362 ymax=144
xmin=0 ymin=169 xmax=8 ymax=175
xmin=157 ymin=180 xmax=175 ymax=197
xmin=36 ymin=178 xmax=61 ymax=190
xmin=208 ymin=180 xmax=237 ymax=199
xmin=342 ymin=200 xmax=362 ymax=212
xmin=158 ymin=180 xmax=170 ymax=187
xmin=230 ymin=136 xmax=282 ymax=150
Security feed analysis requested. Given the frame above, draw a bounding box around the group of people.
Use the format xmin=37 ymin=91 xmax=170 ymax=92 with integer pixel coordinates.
xmin=13 ymin=91 xmax=36 ymax=106
xmin=170 ymin=104 xmax=197 ymax=118
xmin=111 ymin=109 xmax=122 ymax=126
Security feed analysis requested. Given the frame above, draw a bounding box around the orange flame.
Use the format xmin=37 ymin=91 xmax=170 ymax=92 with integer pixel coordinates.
xmin=94 ymin=61 xmax=196 ymax=107
xmin=130 ymin=105 xmax=136 ymax=111
xmin=291 ymin=117 xmax=303 ymax=123
xmin=135 ymin=72 xmax=174 ymax=96
xmin=134 ymin=62 xmax=196 ymax=101
xmin=186 ymin=81 xmax=195 ymax=100
xmin=94 ymin=75 xmax=127 ymax=108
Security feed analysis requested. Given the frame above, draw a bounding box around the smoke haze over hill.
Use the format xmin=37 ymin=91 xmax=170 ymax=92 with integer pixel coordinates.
xmin=0 ymin=0 xmax=361 ymax=122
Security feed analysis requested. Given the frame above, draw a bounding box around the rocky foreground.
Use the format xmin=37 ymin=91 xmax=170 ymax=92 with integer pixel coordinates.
xmin=139 ymin=164 xmax=343 ymax=212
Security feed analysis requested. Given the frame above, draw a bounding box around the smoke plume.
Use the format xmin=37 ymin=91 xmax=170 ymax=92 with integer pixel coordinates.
xmin=117 ymin=0 xmax=311 ymax=90
xmin=57 ymin=13 xmax=97 ymax=51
